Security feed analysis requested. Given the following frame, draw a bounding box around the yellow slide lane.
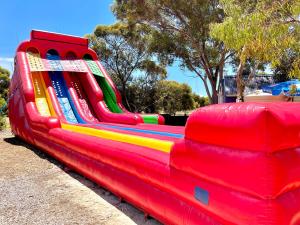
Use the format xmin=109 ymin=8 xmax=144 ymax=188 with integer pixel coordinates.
xmin=62 ymin=123 xmax=174 ymax=153
xmin=32 ymin=72 xmax=55 ymax=116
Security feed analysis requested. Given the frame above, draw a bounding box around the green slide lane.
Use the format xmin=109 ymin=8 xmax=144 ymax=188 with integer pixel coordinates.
xmin=85 ymin=59 xmax=159 ymax=124
xmin=95 ymin=76 xmax=123 ymax=113
xmin=85 ymin=59 xmax=122 ymax=113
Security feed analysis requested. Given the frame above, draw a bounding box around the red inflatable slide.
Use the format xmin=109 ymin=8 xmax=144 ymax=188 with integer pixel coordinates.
xmin=8 ymin=30 xmax=300 ymax=224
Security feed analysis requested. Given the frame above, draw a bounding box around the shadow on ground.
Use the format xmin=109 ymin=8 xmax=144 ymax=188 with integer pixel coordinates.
xmin=4 ymin=136 xmax=161 ymax=225
xmin=4 ymin=137 xmax=59 ymax=165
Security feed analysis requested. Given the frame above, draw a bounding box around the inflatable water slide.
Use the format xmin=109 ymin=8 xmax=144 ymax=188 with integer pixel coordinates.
xmin=8 ymin=30 xmax=300 ymax=224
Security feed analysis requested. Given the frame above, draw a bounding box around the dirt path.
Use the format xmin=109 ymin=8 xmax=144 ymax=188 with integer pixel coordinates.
xmin=0 ymin=129 xmax=161 ymax=225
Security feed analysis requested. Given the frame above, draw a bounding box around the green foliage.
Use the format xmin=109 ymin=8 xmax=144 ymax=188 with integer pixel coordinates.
xmin=113 ymin=0 xmax=228 ymax=104
xmin=126 ymin=72 xmax=164 ymax=113
xmin=181 ymin=84 xmax=195 ymax=112
xmin=87 ymin=22 xmax=167 ymax=110
xmin=192 ymin=94 xmax=209 ymax=108
xmin=155 ymin=80 xmax=195 ymax=115
xmin=0 ymin=97 xmax=6 ymax=130
xmin=0 ymin=66 xmax=10 ymax=118
xmin=210 ymin=0 xmax=300 ymax=76
xmin=273 ymin=53 xmax=298 ymax=82
xmin=289 ymin=84 xmax=297 ymax=96
xmin=0 ymin=117 xmax=5 ymax=130
xmin=0 ymin=66 xmax=10 ymax=100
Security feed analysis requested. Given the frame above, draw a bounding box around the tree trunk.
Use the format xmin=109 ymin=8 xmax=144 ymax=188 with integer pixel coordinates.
xmin=199 ymin=77 xmax=218 ymax=104
xmin=211 ymin=89 xmax=219 ymax=104
xmin=121 ymin=83 xmax=132 ymax=111
xmin=195 ymin=72 xmax=218 ymax=104
xmin=236 ymin=61 xmax=245 ymax=102
xmin=198 ymin=61 xmax=221 ymax=105
xmin=202 ymin=77 xmax=213 ymax=104
xmin=208 ymin=75 xmax=219 ymax=104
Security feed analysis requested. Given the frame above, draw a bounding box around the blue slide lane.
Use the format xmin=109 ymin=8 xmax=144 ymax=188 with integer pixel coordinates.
xmin=96 ymin=124 xmax=184 ymax=139
xmin=46 ymin=52 xmax=86 ymax=124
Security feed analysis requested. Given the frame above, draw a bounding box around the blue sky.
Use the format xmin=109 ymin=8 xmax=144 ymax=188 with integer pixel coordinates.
xmin=0 ymin=0 xmax=225 ymax=96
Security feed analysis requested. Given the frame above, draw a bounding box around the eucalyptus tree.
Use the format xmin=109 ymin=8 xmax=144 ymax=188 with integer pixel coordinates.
xmin=113 ymin=0 xmax=228 ymax=104
xmin=88 ymin=22 xmax=166 ymax=110
xmin=211 ymin=0 xmax=300 ymax=101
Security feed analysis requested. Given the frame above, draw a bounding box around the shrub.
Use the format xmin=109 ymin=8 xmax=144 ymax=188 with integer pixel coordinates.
xmin=0 ymin=97 xmax=6 ymax=130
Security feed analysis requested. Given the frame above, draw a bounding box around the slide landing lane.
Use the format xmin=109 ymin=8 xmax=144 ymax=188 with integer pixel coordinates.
xmin=93 ymin=124 xmax=183 ymax=139
xmin=61 ymin=123 xmax=174 ymax=153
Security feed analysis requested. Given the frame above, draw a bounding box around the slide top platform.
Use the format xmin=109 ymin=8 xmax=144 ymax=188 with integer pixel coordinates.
xmin=31 ymin=30 xmax=88 ymax=46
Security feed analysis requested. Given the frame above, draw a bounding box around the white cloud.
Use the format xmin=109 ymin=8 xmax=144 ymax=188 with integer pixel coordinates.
xmin=0 ymin=57 xmax=14 ymax=63
xmin=0 ymin=57 xmax=14 ymax=74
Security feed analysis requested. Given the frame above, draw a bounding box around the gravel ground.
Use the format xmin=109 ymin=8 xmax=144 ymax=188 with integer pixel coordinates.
xmin=0 ymin=129 xmax=162 ymax=225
